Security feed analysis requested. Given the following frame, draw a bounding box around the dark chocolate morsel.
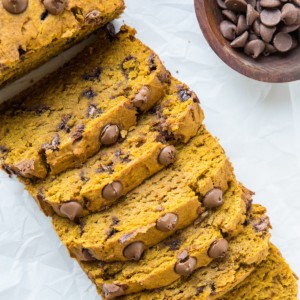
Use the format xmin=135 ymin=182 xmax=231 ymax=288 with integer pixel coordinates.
xmin=2 ymin=0 xmax=28 ymax=14
xmin=156 ymin=213 xmax=178 ymax=232
xmin=158 ymin=146 xmax=176 ymax=166
xmin=100 ymin=125 xmax=120 ymax=145
xmin=43 ymin=0 xmax=66 ymax=15
xmin=132 ymin=86 xmax=150 ymax=108
xmin=208 ymin=239 xmax=229 ymax=259
xmin=102 ymin=181 xmax=123 ymax=201
xmin=174 ymin=250 xmax=197 ymax=276
xmin=102 ymin=283 xmax=127 ymax=299
xmin=123 ymin=241 xmax=145 ymax=261
xmin=202 ymin=188 xmax=223 ymax=208
xmin=60 ymin=201 xmax=83 ymax=221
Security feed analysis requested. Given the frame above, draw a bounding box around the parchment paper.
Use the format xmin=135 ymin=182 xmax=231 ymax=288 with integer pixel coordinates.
xmin=0 ymin=1 xmax=299 ymax=299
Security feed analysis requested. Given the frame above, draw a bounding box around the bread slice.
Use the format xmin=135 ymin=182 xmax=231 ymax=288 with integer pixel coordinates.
xmin=0 ymin=0 xmax=125 ymax=87
xmin=220 ymin=244 xmax=298 ymax=300
xmin=77 ymin=180 xmax=252 ymax=297
xmin=52 ymin=125 xmax=234 ymax=262
xmin=24 ymin=76 xmax=204 ymax=218
xmin=120 ymin=205 xmax=271 ymax=300
xmin=0 ymin=26 xmax=168 ymax=179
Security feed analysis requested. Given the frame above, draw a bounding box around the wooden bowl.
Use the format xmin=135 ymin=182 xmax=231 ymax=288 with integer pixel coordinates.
xmin=194 ymin=0 xmax=300 ymax=83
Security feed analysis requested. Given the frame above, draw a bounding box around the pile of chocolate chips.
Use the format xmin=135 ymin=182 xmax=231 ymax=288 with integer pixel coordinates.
xmin=217 ymin=0 xmax=300 ymax=59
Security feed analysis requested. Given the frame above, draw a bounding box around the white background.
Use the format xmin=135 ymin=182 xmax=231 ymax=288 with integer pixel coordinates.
xmin=0 ymin=1 xmax=299 ymax=299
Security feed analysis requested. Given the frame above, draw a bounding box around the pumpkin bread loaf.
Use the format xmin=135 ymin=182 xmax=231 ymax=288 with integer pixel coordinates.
xmin=220 ymin=244 xmax=298 ymax=300
xmin=52 ymin=125 xmax=234 ymax=262
xmin=24 ymin=76 xmax=204 ymax=218
xmin=0 ymin=26 xmax=168 ymax=179
xmin=0 ymin=0 xmax=125 ymax=87
xmin=75 ymin=181 xmax=252 ymax=297
xmin=77 ymin=204 xmax=271 ymax=299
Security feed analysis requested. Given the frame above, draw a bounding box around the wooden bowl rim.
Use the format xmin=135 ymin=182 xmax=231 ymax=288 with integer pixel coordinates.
xmin=194 ymin=0 xmax=300 ymax=83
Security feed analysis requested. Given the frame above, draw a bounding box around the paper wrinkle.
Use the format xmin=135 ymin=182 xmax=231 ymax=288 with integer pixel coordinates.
xmin=0 ymin=0 xmax=299 ymax=298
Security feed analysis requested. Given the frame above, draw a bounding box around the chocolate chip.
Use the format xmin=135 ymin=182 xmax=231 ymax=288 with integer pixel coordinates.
xmin=59 ymin=202 xmax=83 ymax=221
xmin=260 ymin=24 xmax=276 ymax=43
xmin=158 ymin=146 xmax=176 ymax=166
xmin=281 ymin=3 xmax=298 ymax=25
xmin=164 ymin=238 xmax=181 ymax=251
xmin=244 ymin=39 xmax=265 ymax=58
xmin=87 ymin=104 xmax=102 ymax=118
xmin=132 ymin=86 xmax=150 ymax=108
xmin=106 ymin=23 xmax=116 ymax=38
xmin=230 ymin=31 xmax=248 ymax=47
xmin=123 ymin=241 xmax=145 ymax=261
xmin=112 ymin=216 xmax=119 ymax=225
xmin=222 ymin=9 xmax=238 ymax=23
xmin=280 ymin=23 xmax=300 ymax=33
xmin=58 ymin=114 xmax=71 ymax=132
xmin=252 ymin=18 xmax=261 ymax=36
xmin=80 ymin=88 xmax=97 ymax=99
xmin=220 ymin=20 xmax=237 ymax=41
xmin=0 ymin=145 xmax=9 ymax=154
xmin=100 ymin=125 xmax=120 ymax=145
xmin=202 ymin=188 xmax=223 ymax=208
xmin=102 ymin=284 xmax=128 ymax=299
xmin=178 ymin=89 xmax=192 ymax=102
xmin=292 ymin=0 xmax=300 ymax=7
xmin=102 ymin=181 xmax=123 ymax=201
xmin=148 ymin=54 xmax=157 ymax=71
xmin=2 ymin=0 xmax=28 ymax=14
xmin=273 ymin=32 xmax=293 ymax=52
xmin=210 ymin=283 xmax=217 ymax=296
xmin=246 ymin=4 xmax=259 ymax=25
xmin=96 ymin=163 xmax=114 ymax=174
xmin=81 ymin=249 xmax=96 ymax=261
xmin=217 ymin=0 xmax=227 ymax=9
xmin=236 ymin=15 xmax=248 ymax=35
xmin=72 ymin=124 xmax=85 ymax=141
xmin=156 ymin=213 xmax=178 ymax=232
xmin=253 ymin=216 xmax=270 ymax=232
xmin=82 ymin=67 xmax=102 ymax=81
xmin=225 ymin=0 xmax=247 ymax=12
xmin=107 ymin=228 xmax=119 ymax=239
xmin=80 ymin=170 xmax=89 ymax=183
xmin=177 ymin=249 xmax=189 ymax=261
xmin=85 ymin=10 xmax=102 ymax=25
xmin=196 ymin=286 xmax=205 ymax=295
xmin=43 ymin=0 xmax=66 ymax=15
xmin=260 ymin=9 xmax=281 ymax=26
xmin=174 ymin=250 xmax=197 ymax=276
xmin=260 ymin=0 xmax=282 ymax=9
xmin=42 ymin=133 xmax=60 ymax=151
xmin=208 ymin=239 xmax=229 ymax=259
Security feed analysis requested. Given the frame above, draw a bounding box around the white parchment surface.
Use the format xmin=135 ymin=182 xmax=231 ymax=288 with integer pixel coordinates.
xmin=0 ymin=1 xmax=299 ymax=299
